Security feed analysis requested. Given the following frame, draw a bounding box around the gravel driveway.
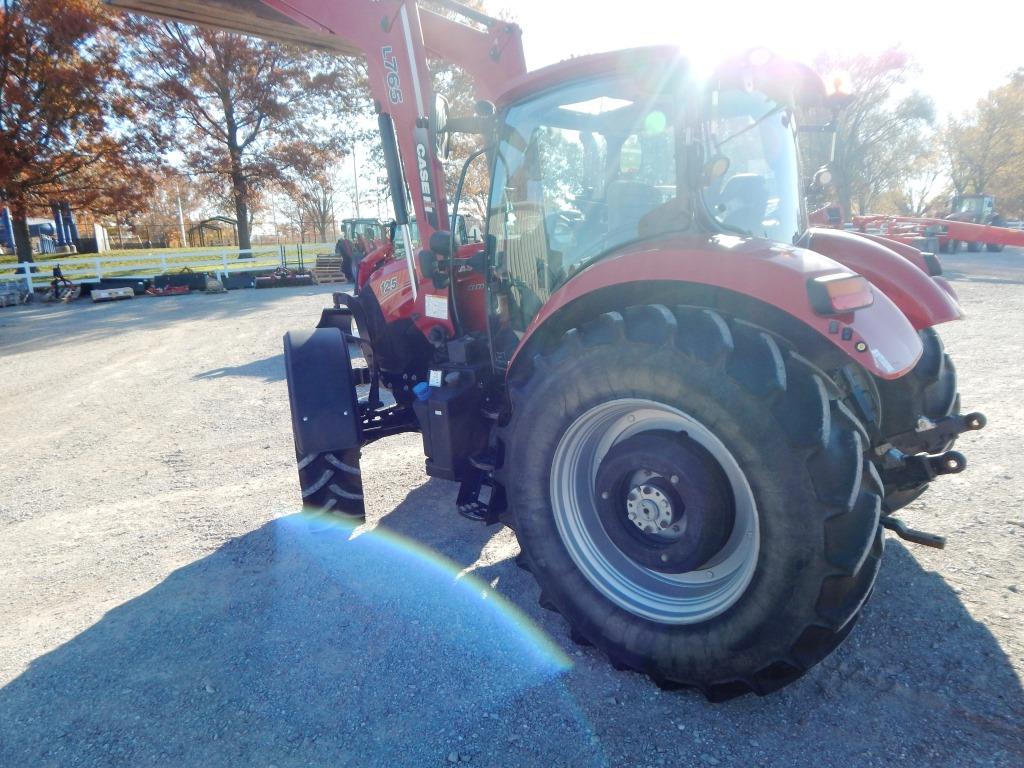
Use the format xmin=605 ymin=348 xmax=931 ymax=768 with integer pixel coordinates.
xmin=0 ymin=251 xmax=1021 ymax=767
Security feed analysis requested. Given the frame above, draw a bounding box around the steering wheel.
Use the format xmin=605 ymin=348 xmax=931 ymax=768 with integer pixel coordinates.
xmin=545 ymin=211 xmax=578 ymax=245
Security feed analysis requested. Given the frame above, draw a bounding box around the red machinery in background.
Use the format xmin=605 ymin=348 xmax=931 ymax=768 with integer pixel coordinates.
xmin=811 ymin=196 xmax=1024 ymax=255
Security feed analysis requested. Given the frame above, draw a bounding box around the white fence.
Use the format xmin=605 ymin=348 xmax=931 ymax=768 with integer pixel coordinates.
xmin=0 ymin=245 xmax=285 ymax=293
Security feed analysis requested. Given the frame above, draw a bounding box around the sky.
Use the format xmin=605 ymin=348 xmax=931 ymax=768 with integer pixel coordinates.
xmin=493 ymin=0 xmax=1021 ymax=117
xmin=301 ymin=0 xmax=1024 ymax=224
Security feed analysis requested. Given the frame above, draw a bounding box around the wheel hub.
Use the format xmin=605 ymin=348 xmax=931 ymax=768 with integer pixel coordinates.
xmin=594 ymin=431 xmax=735 ymax=574
xmin=625 ymin=480 xmax=682 ymax=538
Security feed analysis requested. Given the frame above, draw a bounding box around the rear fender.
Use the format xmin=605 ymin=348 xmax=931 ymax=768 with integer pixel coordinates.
xmin=508 ymin=235 xmax=922 ymax=380
xmin=284 ymin=328 xmax=361 ymax=456
xmin=852 ymin=231 xmax=929 ymax=273
xmin=852 ymin=232 xmax=960 ymax=303
xmin=806 ymin=228 xmax=963 ymax=330
xmin=316 ymin=307 xmax=354 ymax=335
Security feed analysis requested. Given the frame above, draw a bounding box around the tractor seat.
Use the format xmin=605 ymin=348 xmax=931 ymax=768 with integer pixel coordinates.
xmin=719 ymin=173 xmax=769 ymax=235
xmin=605 ymin=180 xmax=664 ymax=241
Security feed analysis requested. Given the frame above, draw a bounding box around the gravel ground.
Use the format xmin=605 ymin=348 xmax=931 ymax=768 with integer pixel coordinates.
xmin=0 ymin=251 xmax=1021 ymax=768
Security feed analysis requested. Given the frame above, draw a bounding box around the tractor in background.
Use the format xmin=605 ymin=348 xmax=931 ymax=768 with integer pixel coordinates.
xmin=340 ymin=217 xmax=387 ymax=246
xmin=945 ymin=194 xmax=1010 ymax=252
xmin=112 ymin=0 xmax=988 ymax=700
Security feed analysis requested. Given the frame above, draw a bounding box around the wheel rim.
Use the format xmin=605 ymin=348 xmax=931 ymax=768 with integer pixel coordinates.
xmin=550 ymin=398 xmax=759 ymax=624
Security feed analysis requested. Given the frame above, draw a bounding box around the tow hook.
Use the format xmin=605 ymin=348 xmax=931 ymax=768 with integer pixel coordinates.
xmin=874 ymin=449 xmax=967 ymax=549
xmin=881 ymin=517 xmax=946 ymax=549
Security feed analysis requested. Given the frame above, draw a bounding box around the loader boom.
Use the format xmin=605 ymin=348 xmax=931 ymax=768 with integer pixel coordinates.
xmin=107 ymin=0 xmax=526 ymax=291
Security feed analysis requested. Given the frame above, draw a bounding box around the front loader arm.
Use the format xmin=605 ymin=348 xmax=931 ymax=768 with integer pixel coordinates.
xmin=108 ymin=0 xmax=525 ymax=286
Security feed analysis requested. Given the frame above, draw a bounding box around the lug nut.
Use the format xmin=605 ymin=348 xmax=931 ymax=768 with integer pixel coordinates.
xmin=670 ymin=475 xmax=679 ymax=484
xmin=601 ymin=491 xmax=609 ymax=500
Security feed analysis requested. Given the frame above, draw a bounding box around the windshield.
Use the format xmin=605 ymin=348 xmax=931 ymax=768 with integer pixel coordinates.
xmin=487 ymin=77 xmax=683 ymax=332
xmin=702 ymin=89 xmax=803 ymax=244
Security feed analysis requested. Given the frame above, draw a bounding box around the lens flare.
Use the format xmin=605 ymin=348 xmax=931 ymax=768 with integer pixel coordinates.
xmin=275 ymin=510 xmax=573 ymax=683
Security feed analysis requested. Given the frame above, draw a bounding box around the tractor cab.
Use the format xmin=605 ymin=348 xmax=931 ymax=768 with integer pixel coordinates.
xmin=484 ymin=48 xmax=815 ymax=337
xmin=341 ymin=218 xmax=386 ymax=245
xmin=949 ymin=194 xmax=995 ymax=223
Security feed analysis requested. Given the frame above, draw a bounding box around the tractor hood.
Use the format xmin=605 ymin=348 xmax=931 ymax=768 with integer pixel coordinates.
xmin=105 ymin=0 xmax=360 ymax=53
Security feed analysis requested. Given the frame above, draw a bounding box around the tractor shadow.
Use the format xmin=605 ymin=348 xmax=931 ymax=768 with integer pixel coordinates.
xmin=0 ymin=510 xmax=583 ymax=768
xmin=0 ymin=508 xmax=1020 ymax=767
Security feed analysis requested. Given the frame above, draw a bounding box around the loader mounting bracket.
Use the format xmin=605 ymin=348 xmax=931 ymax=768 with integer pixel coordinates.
xmin=360 ymin=404 xmax=418 ymax=445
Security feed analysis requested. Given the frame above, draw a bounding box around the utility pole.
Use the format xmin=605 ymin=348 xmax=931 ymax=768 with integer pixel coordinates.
xmin=175 ymin=183 xmax=188 ymax=247
xmin=352 ymin=144 xmax=361 ymax=219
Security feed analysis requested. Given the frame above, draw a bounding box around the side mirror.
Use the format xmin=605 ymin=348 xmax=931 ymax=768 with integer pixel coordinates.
xmin=418 ymin=248 xmax=449 ymax=289
xmin=811 ymin=165 xmax=833 ymax=190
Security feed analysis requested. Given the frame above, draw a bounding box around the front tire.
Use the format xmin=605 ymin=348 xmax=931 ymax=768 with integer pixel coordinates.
xmin=502 ymin=306 xmax=882 ymax=699
xmin=297 ymin=449 xmax=365 ymax=521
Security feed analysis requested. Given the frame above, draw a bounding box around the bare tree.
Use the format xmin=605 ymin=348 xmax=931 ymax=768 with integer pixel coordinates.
xmin=810 ymin=48 xmax=935 ymax=216
xmin=291 ymin=169 xmax=338 ymax=243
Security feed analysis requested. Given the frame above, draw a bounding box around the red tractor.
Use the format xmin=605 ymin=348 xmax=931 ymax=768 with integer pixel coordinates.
xmin=114 ymin=0 xmax=987 ymax=699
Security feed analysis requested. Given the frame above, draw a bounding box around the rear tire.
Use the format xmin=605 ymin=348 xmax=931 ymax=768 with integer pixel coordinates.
xmin=297 ymin=448 xmax=365 ymax=521
xmin=502 ymin=306 xmax=882 ymax=699
xmin=874 ymin=328 xmax=959 ymax=512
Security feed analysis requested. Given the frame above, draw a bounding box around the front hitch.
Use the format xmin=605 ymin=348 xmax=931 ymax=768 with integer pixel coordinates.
xmin=872 ymin=406 xmax=987 ymax=549
xmin=873 ymin=449 xmax=966 ymax=550
xmin=877 ymin=448 xmax=967 ymax=492
xmin=885 ymin=411 xmax=986 ymax=455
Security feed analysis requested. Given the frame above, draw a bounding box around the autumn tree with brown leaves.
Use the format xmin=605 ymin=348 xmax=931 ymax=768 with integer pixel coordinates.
xmin=123 ymin=19 xmax=368 ymax=253
xmin=0 ymin=0 xmax=158 ymax=262
xmin=943 ymin=70 xmax=1024 ymax=217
